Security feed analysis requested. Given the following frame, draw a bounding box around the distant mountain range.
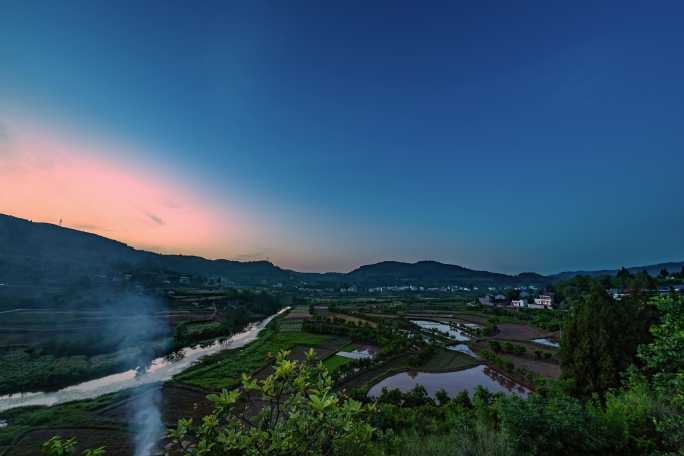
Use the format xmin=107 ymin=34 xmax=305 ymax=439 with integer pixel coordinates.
xmin=1 ymin=213 xmax=682 ymax=293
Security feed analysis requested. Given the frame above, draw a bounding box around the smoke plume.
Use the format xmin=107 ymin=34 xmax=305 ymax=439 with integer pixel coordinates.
xmin=114 ymin=293 xmax=169 ymax=456
xmin=130 ymin=388 xmax=164 ymax=456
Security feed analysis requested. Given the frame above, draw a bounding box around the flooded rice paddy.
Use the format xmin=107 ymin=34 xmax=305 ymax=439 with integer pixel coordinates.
xmin=447 ymin=343 xmax=479 ymax=358
xmin=368 ymin=364 xmax=529 ymax=398
xmin=411 ymin=320 xmax=471 ymax=341
xmin=337 ymin=348 xmax=375 ymax=360
xmin=531 ymin=338 xmax=560 ymax=348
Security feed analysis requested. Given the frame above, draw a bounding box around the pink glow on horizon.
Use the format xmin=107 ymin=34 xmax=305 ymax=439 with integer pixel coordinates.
xmin=0 ymin=121 xmax=247 ymax=258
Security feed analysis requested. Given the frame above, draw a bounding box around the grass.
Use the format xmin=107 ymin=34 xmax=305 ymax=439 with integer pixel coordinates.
xmin=174 ymin=329 xmax=331 ymax=390
xmin=279 ymin=320 xmax=303 ymax=332
xmin=391 ymin=425 xmax=514 ymax=456
xmin=184 ymin=321 xmax=222 ymax=335
xmin=329 ymin=313 xmax=377 ymax=327
xmin=323 ymin=355 xmax=354 ymax=373
xmin=339 ymin=342 xmax=357 ymax=352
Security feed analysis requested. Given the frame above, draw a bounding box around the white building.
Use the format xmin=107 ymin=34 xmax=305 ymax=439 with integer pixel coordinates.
xmin=533 ymin=294 xmax=553 ymax=309
xmin=511 ymin=299 xmax=527 ymax=308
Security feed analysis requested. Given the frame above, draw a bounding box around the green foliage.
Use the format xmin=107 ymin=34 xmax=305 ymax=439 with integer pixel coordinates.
xmin=42 ymin=436 xmax=77 ymax=456
xmin=169 ymin=349 xmax=378 ymax=455
xmin=560 ymin=286 xmax=656 ymax=398
xmin=489 ymin=340 xmax=502 ymax=352
xmin=638 ymin=295 xmax=684 ymax=452
xmin=497 ymin=395 xmax=598 ymax=455
xmin=323 ymin=354 xmax=354 ymax=373
xmin=41 ymin=436 xmax=105 ymax=456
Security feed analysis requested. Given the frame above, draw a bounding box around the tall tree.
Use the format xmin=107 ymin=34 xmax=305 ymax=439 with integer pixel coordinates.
xmin=638 ymin=295 xmax=684 ymax=450
xmin=560 ymin=286 xmax=655 ymax=398
xmin=616 ymin=267 xmax=633 ymax=289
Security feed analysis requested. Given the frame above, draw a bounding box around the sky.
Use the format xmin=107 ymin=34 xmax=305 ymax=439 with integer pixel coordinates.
xmin=1 ymin=1 xmax=683 ymax=274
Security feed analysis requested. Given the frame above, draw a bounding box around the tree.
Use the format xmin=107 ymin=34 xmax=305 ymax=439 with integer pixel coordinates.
xmin=169 ymin=349 xmax=377 ymax=455
xmin=638 ymin=295 xmax=684 ymax=451
xmin=560 ymin=286 xmax=655 ymax=398
xmin=435 ymin=388 xmax=450 ymax=406
xmin=616 ymin=267 xmax=633 ymax=288
xmin=505 ymin=288 xmax=520 ymax=300
xmin=497 ymin=395 xmax=595 ymax=455
xmin=658 ymin=268 xmax=669 ymax=280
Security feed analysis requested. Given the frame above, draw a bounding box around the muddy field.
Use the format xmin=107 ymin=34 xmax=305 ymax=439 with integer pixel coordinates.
xmin=98 ymin=384 xmax=215 ymax=426
xmin=469 ymin=340 xmax=560 ymax=380
xmin=490 ymin=323 xmax=551 ymax=341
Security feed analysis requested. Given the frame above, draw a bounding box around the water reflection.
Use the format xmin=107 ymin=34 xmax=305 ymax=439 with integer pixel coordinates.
xmin=411 ymin=320 xmax=470 ymax=341
xmin=337 ymin=348 xmax=374 ymax=360
xmin=0 ymin=308 xmax=289 ymax=412
xmin=463 ymin=322 xmax=481 ymax=328
xmin=531 ymin=338 xmax=560 ymax=348
xmin=367 ymin=365 xmax=529 ymax=399
xmin=447 ymin=344 xmax=479 ymax=359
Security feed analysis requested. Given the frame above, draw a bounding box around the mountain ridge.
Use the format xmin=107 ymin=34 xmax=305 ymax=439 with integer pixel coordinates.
xmin=1 ymin=213 xmax=682 ymax=290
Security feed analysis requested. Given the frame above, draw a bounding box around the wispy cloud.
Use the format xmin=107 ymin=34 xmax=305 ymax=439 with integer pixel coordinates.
xmin=144 ymin=211 xmax=165 ymax=226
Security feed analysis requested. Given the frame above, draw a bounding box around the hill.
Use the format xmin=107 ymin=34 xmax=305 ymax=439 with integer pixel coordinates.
xmin=346 ymin=260 xmax=543 ymax=287
xmin=549 ymin=261 xmax=684 ymax=281
xmin=1 ymin=213 xmax=682 ymax=292
xmin=0 ymin=214 xmax=294 ymax=293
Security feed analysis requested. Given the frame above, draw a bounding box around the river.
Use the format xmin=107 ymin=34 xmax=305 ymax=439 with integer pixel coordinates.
xmin=0 ymin=307 xmax=289 ymax=412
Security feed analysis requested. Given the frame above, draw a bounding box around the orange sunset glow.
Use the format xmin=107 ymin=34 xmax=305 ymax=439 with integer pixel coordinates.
xmin=0 ymin=120 xmax=239 ymax=257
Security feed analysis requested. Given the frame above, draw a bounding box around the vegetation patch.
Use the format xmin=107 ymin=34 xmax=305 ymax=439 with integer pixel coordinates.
xmin=173 ymin=329 xmax=331 ymax=390
xmin=420 ymin=348 xmax=480 ymax=372
xmin=323 ymin=355 xmax=355 ymax=373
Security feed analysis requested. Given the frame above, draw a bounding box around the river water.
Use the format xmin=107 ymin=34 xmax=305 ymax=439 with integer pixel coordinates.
xmin=0 ymin=307 xmax=288 ymax=412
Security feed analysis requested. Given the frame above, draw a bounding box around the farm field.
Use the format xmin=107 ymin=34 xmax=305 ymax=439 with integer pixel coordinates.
xmin=0 ymin=296 xmax=563 ymax=456
xmin=173 ymin=329 xmax=333 ymax=390
xmin=322 ymin=355 xmax=354 ymax=372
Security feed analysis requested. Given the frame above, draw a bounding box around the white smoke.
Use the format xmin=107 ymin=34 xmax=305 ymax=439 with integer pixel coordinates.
xmin=113 ymin=293 xmax=169 ymax=456
xmin=130 ymin=387 xmax=164 ymax=456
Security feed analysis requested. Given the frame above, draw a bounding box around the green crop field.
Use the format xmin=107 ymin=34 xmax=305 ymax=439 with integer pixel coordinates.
xmin=174 ymin=329 xmax=331 ymax=390
xmin=323 ymin=355 xmax=354 ymax=373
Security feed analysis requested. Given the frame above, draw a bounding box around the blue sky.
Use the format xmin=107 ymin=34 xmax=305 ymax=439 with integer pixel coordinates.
xmin=1 ymin=1 xmax=683 ymax=273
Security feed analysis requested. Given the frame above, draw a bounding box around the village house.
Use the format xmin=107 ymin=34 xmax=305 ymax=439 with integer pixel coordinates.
xmin=534 ymin=294 xmax=554 ymax=309
xmin=511 ymin=299 xmax=527 ymax=308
